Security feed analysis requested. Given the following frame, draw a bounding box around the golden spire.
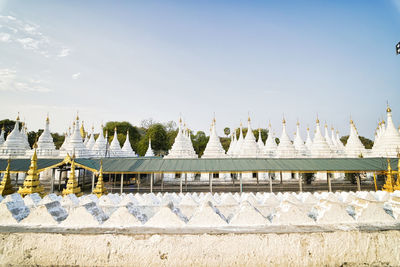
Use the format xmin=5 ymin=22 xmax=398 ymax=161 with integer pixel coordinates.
xmin=62 ymin=159 xmax=83 ymax=197
xmin=18 ymin=149 xmax=44 ymax=197
xmin=316 ymin=115 xmax=319 ymax=124
xmin=296 ymin=120 xmax=299 ymax=126
xmin=46 ymin=113 xmax=49 ymax=123
xmin=16 ymin=112 xmax=20 ymax=121
xmin=76 ymin=111 xmax=79 ymax=121
xmin=282 ymin=116 xmax=286 ymax=124
xmin=386 ymin=102 xmax=392 ymax=113
xmin=93 ymin=160 xmax=108 ymax=198
xmin=0 ymin=160 xmax=16 ymax=196
xmin=382 ymin=159 xmax=394 ymax=192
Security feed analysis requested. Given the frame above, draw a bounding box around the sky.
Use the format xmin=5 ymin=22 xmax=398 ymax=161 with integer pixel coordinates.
xmin=0 ymin=0 xmax=399 ymax=139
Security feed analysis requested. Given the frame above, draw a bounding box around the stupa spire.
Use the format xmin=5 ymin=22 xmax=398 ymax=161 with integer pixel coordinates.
xmin=62 ymin=159 xmax=83 ymax=196
xmin=0 ymin=159 xmax=16 ymax=196
xmin=93 ymin=160 xmax=108 ymax=197
xmin=145 ymin=137 xmax=155 ymax=157
xmin=18 ymin=149 xmax=44 ymax=197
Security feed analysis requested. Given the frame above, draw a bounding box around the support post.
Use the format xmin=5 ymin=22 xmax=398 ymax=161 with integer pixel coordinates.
xmin=327 ymin=173 xmax=332 ymax=192
xmin=240 ymin=172 xmax=243 ymax=194
xmin=356 ymin=174 xmax=361 ymax=191
xmin=137 ymin=173 xmax=140 ymax=193
xmin=209 ymin=173 xmax=213 ymax=193
xmin=269 ymin=173 xmax=273 ymax=193
xmin=50 ymin=168 xmax=55 ymax=193
xmin=15 ymin=172 xmax=19 ymax=186
xmin=58 ymin=170 xmax=62 ymax=192
xmin=185 ymin=173 xmax=187 ymax=192
xmin=91 ymin=172 xmax=95 ymax=192
xmin=82 ymin=169 xmax=85 ymax=190
xmin=120 ymin=173 xmax=124 ymax=194
xmin=161 ymin=173 xmax=164 ymax=192
xmin=298 ymin=172 xmax=302 ymax=193
xmin=256 ymin=172 xmax=259 ymax=186
xmin=373 ymin=172 xmax=377 ymax=191
xmin=280 ymin=171 xmax=283 ymax=184
xmin=180 ymin=173 xmax=183 ymax=194
xmin=150 ymin=173 xmax=153 ymax=193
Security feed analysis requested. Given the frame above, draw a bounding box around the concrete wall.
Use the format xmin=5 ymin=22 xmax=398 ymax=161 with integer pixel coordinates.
xmin=0 ymin=230 xmax=399 ymax=266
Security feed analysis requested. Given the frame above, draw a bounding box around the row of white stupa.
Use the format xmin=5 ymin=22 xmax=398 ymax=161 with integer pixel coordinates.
xmin=0 ymin=107 xmax=399 ymax=159
xmin=0 ymin=115 xmax=154 ymax=158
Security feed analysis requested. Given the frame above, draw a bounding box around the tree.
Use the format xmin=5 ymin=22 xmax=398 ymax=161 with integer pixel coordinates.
xmin=220 ymin=137 xmax=230 ymax=152
xmin=223 ymin=127 xmax=230 ymax=137
xmin=340 ymin=135 xmax=374 ymax=149
xmin=167 ymin=129 xmax=178 ymax=150
xmin=140 ymin=118 xmax=157 ymax=129
xmin=163 ymin=121 xmax=177 ymax=132
xmin=136 ymin=123 xmax=169 ymax=156
xmin=191 ymin=131 xmax=209 ymax=157
xmin=104 ymin=121 xmax=141 ymax=152
xmin=235 ymin=127 xmax=269 ymax=143
xmin=0 ymin=119 xmax=20 ymax=138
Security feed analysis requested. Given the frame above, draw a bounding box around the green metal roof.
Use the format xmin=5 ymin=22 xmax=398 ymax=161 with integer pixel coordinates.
xmin=0 ymin=157 xmax=398 ymax=173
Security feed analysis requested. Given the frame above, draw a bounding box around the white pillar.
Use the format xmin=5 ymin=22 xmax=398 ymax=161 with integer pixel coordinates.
xmin=120 ymin=174 xmax=124 ymax=194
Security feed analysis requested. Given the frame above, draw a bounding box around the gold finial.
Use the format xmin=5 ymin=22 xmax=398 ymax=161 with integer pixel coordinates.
xmin=240 ymin=122 xmax=243 ymax=127
xmin=307 ymin=127 xmax=309 ymax=131
xmin=386 ymin=102 xmax=392 ymax=113
xmin=316 ymin=115 xmax=319 ymax=124
xmin=16 ymin=112 xmax=20 ymax=121
xmin=179 ymin=117 xmax=182 ymax=123
xmin=296 ymin=120 xmax=299 ymax=126
xmin=282 ymin=116 xmax=286 ymax=124
xmin=248 ymin=116 xmax=251 ymax=122
xmin=382 ymin=159 xmax=395 ymax=192
xmin=0 ymin=159 xmax=16 ymax=196
xmin=76 ymin=111 xmax=79 ymax=121
xmin=46 ymin=114 xmax=49 ymax=123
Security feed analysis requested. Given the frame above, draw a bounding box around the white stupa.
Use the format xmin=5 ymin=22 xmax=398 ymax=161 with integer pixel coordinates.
xmin=0 ymin=115 xmax=27 ymax=157
xmin=0 ymin=125 xmax=5 ymax=146
xmin=233 ymin=123 xmax=244 ymax=157
xmin=109 ymin=127 xmax=124 ymax=157
xmin=35 ymin=115 xmax=58 ymax=157
xmin=85 ymin=127 xmax=96 ymax=151
xmin=238 ymin=117 xmax=259 ymax=158
xmin=344 ymin=120 xmax=366 ymax=157
xmin=256 ymin=129 xmax=265 ymax=152
xmin=202 ymin=118 xmax=227 ymax=158
xmin=372 ymin=106 xmax=400 ymax=157
xmin=121 ymin=130 xmax=136 ymax=157
xmin=305 ymin=127 xmax=313 ymax=151
xmin=324 ymin=123 xmax=336 ymax=152
xmin=58 ymin=115 xmax=92 ymax=158
xmin=226 ymin=131 xmax=236 ymax=156
xmin=264 ymin=123 xmax=277 ymax=158
xmin=92 ymin=126 xmax=108 ymax=158
xmin=276 ymin=118 xmax=296 ymax=158
xmin=310 ymin=117 xmax=332 ymax=158
xmin=293 ymin=121 xmax=308 ymax=157
xmin=144 ymin=138 xmax=155 ymax=157
xmin=336 ymin=130 xmax=345 ymax=150
xmin=165 ymin=118 xmax=197 ymax=158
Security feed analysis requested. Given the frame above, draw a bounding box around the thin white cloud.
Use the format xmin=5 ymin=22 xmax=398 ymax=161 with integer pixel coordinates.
xmin=58 ymin=47 xmax=70 ymax=58
xmin=72 ymin=72 xmax=81 ymax=80
xmin=0 ymin=14 xmax=70 ymax=58
xmin=0 ymin=68 xmax=52 ymax=93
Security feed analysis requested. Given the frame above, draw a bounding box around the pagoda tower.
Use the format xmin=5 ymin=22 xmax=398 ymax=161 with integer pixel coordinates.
xmin=144 ymin=138 xmax=155 ymax=157
xmin=0 ymin=160 xmax=16 ymax=196
xmin=121 ymin=130 xmax=136 ymax=157
xmin=276 ymin=118 xmax=296 ymax=158
xmin=109 ymin=127 xmax=124 ymax=157
xmin=310 ymin=117 xmax=332 ymax=158
xmin=264 ymin=122 xmax=277 ymax=158
xmin=232 ymin=123 xmax=244 ymax=157
xmin=202 ymin=118 xmax=227 ymax=158
xmin=372 ymin=105 xmax=400 ymax=157
xmin=344 ymin=119 xmax=366 ymax=157
xmin=34 ymin=115 xmax=58 ymax=157
xmin=0 ymin=114 xmax=27 ymax=157
xmin=62 ymin=159 xmax=83 ymax=197
xmin=92 ymin=125 xmax=108 ymax=157
xmin=238 ymin=117 xmax=260 ymax=158
xmin=293 ymin=121 xmax=308 ymax=157
xmin=18 ymin=149 xmax=44 ymax=197
xmin=93 ymin=160 xmax=108 ymax=197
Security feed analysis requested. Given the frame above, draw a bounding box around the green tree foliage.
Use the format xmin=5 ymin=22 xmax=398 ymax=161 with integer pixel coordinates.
xmin=167 ymin=129 xmax=178 ymax=150
xmin=104 ymin=121 xmax=141 ymax=151
xmin=340 ymin=135 xmax=374 ymax=149
xmin=191 ymin=131 xmax=209 ymax=157
xmin=220 ymin=137 xmax=230 ymax=152
xmin=234 ymin=128 xmax=269 ymax=143
xmin=223 ymin=127 xmax=230 ymax=137
xmin=137 ymin=123 xmax=169 ymax=156
xmin=51 ymin=133 xmax=65 ymax=149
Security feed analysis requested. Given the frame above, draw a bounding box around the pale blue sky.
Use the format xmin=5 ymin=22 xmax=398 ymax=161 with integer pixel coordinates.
xmin=0 ymin=0 xmax=399 ymax=139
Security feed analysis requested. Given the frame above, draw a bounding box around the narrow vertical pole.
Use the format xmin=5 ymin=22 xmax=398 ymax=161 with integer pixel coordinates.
xmin=185 ymin=173 xmax=187 ymax=192
xmin=209 ymin=173 xmax=213 ymax=193
xmin=373 ymin=172 xmax=378 ymax=191
xmin=50 ymin=168 xmax=55 ymax=193
xmin=137 ymin=173 xmax=140 ymax=193
xmin=298 ymin=172 xmax=302 ymax=193
xmin=327 ymin=173 xmax=332 ymax=192
xmin=256 ymin=172 xmax=259 ymax=185
xmin=240 ymin=172 xmax=243 ymax=194
xmin=15 ymin=173 xmax=19 ymax=186
xmin=150 ymin=173 xmax=153 ymax=193
xmin=82 ymin=169 xmax=85 ymax=190
xmin=356 ymin=174 xmax=361 ymax=191
xmin=120 ymin=173 xmax=124 ymax=194
xmin=91 ymin=172 xmax=95 ymax=192
xmin=180 ymin=173 xmax=183 ymax=193
xmin=161 ymin=173 xmax=164 ymax=192
xmin=269 ymin=173 xmax=273 ymax=193
xmin=58 ymin=170 xmax=62 ymax=192
xmin=280 ymin=171 xmax=283 ymax=184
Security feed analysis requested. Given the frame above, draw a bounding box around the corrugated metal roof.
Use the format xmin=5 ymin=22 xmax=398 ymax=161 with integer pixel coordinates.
xmin=0 ymin=157 xmax=398 ymax=173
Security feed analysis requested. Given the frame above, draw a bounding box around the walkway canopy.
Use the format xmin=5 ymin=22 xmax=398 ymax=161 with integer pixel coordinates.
xmin=0 ymin=157 xmax=398 ymax=174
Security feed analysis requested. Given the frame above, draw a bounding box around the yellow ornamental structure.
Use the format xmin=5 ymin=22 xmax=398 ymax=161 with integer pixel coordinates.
xmin=92 ymin=160 xmax=108 ymax=198
xmin=382 ymin=159 xmax=395 ymax=192
xmin=394 ymin=157 xmax=400 ymax=191
xmin=18 ymin=149 xmax=44 ymax=197
xmin=62 ymin=159 xmax=83 ymax=197
xmin=0 ymin=160 xmax=16 ymax=196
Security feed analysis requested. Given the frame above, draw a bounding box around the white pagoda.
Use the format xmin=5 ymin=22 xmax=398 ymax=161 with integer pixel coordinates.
xmin=59 ymin=115 xmax=92 ymax=158
xmin=344 ymin=119 xmax=366 ymax=157
xmin=0 ymin=115 xmax=27 ymax=157
xmin=310 ymin=118 xmax=332 ymax=158
xmin=121 ymin=130 xmax=136 ymax=157
xmin=293 ymin=121 xmax=308 ymax=157
xmin=144 ymin=138 xmax=154 ymax=157
xmin=238 ymin=117 xmax=259 ymax=158
xmin=33 ymin=116 xmax=58 ymax=157
xmin=202 ymin=118 xmax=226 ymax=158
xmin=276 ymin=118 xmax=296 ymax=158
xmin=109 ymin=128 xmax=124 ymax=157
